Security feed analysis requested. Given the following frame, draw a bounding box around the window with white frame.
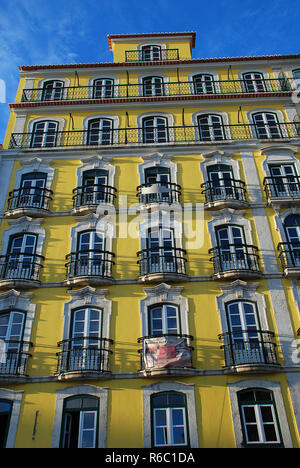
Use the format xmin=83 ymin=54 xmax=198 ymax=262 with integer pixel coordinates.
xmin=142 ymin=76 xmax=164 ymax=97
xmin=140 ymin=45 xmax=162 ymax=61
xmin=30 ymin=120 xmax=58 ymax=148
xmin=142 ymin=116 xmax=169 ymax=143
xmin=197 ymin=114 xmax=225 ymax=141
xmin=242 ymin=72 xmax=266 ymax=93
xmin=252 ymin=112 xmax=281 ymax=139
xmin=238 ymin=388 xmax=283 ymax=447
xmin=142 ymin=381 xmax=198 ymax=448
xmin=41 ymin=80 xmax=64 ymax=101
xmin=193 ymin=74 xmax=215 ymax=94
xmin=87 ymin=118 xmax=114 ymax=146
xmin=92 ymin=78 xmax=114 ymax=98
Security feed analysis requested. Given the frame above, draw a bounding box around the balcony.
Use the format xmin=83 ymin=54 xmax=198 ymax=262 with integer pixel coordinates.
xmin=137 ymin=333 xmax=194 ymax=376
xmin=5 ymin=187 xmax=53 ymax=218
xmin=65 ymin=250 xmax=115 ymax=286
xmin=72 ymin=184 xmax=117 ymax=215
xmin=19 ymin=77 xmax=296 ymax=103
xmin=0 ymin=340 xmax=32 ymax=380
xmin=278 ymin=242 xmax=300 ymax=277
xmin=137 ymin=247 xmax=187 ymax=283
xmin=263 ymin=177 xmax=300 ymax=207
xmin=201 ymin=178 xmax=248 ymax=209
xmin=56 ymin=336 xmax=113 ymax=379
xmin=209 ymin=244 xmax=262 ymax=280
xmin=137 ymin=181 xmax=181 ymax=206
xmin=9 ymin=122 xmax=300 ymax=150
xmin=0 ymin=253 xmax=44 ymax=289
xmin=219 ymin=330 xmax=279 ymax=372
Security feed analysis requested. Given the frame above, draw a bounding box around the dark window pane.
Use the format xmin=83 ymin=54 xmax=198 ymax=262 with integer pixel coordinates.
xmin=246 ymin=424 xmax=259 ymax=442
xmin=264 ymin=424 xmax=277 ymax=442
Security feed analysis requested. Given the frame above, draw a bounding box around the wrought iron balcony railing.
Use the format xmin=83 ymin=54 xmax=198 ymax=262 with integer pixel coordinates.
xmin=56 ymin=336 xmax=113 ymax=374
xmin=137 ymin=181 xmax=181 ymax=205
xmin=201 ymin=178 xmax=247 ymax=204
xmin=6 ymin=187 xmax=53 ymax=213
xmin=209 ymin=244 xmax=261 ymax=276
xmin=9 ymin=122 xmax=300 ymax=150
xmin=20 ymin=77 xmax=296 ymax=102
xmin=219 ymin=330 xmax=278 ymax=367
xmin=125 ymin=48 xmax=180 ymax=62
xmin=65 ymin=249 xmax=115 ymax=281
xmin=0 ymin=340 xmax=32 ymax=377
xmin=137 ymin=247 xmax=187 ymax=278
xmin=137 ymin=333 xmax=194 ymax=371
xmin=278 ymin=242 xmax=300 ymax=271
xmin=263 ymin=177 xmax=300 ymax=200
xmin=72 ymin=184 xmax=117 ymax=209
xmin=0 ymin=253 xmax=44 ymax=283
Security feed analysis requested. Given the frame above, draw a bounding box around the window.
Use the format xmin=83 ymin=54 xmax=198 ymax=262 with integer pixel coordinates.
xmin=92 ymin=79 xmax=114 ymax=98
xmin=206 ymin=164 xmax=235 ymax=200
xmin=3 ymin=233 xmax=38 ymax=280
xmin=0 ymin=311 xmax=26 ymax=375
xmin=151 ymin=392 xmax=189 ymax=447
xmin=238 ymin=389 xmax=283 ymax=447
xmin=63 ymin=307 xmax=105 ymax=373
xmin=87 ymin=118 xmax=113 ymax=145
xmin=30 ymin=121 xmax=58 ymax=148
xmin=242 ymin=72 xmax=266 ymax=93
xmin=76 ymin=230 xmax=105 ymax=277
xmin=140 ymin=45 xmax=162 ymax=61
xmin=193 ymin=74 xmax=215 ymax=94
xmin=143 ymin=76 xmax=164 ymax=96
xmin=18 ymin=172 xmax=48 ymax=209
xmin=283 ymin=214 xmax=300 ymax=266
xmin=293 ymin=69 xmax=300 ymax=89
xmin=252 ymin=112 xmax=281 ymax=139
xmin=147 ymin=227 xmax=176 ymax=274
xmin=0 ymin=400 xmax=12 ymax=448
xmin=225 ymin=301 xmax=265 ymax=365
xmin=81 ymin=169 xmax=109 ymax=205
xmin=149 ymin=304 xmax=179 ymax=336
xmin=268 ymin=164 xmax=300 ymax=197
xmin=197 ymin=114 xmax=225 ymax=141
xmin=42 ymin=80 xmax=64 ymax=101
xmin=61 ymin=395 xmax=99 ymax=448
xmin=142 ymin=116 xmax=169 ymax=143
xmin=215 ymin=225 xmax=247 ymax=271
xmin=141 ymin=166 xmax=172 ymax=204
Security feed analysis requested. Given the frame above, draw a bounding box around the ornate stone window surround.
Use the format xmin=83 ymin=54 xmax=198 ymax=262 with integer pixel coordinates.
xmin=76 ymin=154 xmax=115 ymax=188
xmin=138 ymin=152 xmax=177 ymax=185
xmin=13 ymin=157 xmax=55 ymax=192
xmin=140 ymin=282 xmax=189 ymax=337
xmin=70 ymin=213 xmax=114 ymax=254
xmin=51 ymin=384 xmax=108 ymax=448
xmin=138 ymin=207 xmax=183 ymax=251
xmin=0 ymin=217 xmax=45 ymax=258
xmin=207 ymin=208 xmax=254 ymax=248
xmin=200 ymin=149 xmax=242 ymax=182
xmin=228 ymin=378 xmax=293 ymax=448
xmin=142 ymin=380 xmax=199 ymax=448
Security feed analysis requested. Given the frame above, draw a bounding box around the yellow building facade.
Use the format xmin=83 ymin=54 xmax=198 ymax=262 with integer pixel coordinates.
xmin=0 ymin=31 xmax=300 ymax=449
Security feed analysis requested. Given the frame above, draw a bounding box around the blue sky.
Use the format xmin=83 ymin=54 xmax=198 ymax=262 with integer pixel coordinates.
xmin=0 ymin=0 xmax=299 ymax=142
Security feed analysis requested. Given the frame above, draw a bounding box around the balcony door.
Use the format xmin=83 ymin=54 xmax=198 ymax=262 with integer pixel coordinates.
xmin=216 ymin=225 xmax=249 ymax=271
xmin=19 ymin=172 xmax=47 ymax=209
xmin=268 ymin=164 xmax=300 ymax=197
xmin=5 ymin=234 xmax=37 ymax=280
xmin=0 ymin=311 xmax=25 ymax=375
xmin=243 ymin=72 xmax=265 ymax=93
xmin=253 ymin=112 xmax=281 ymax=139
xmin=226 ymin=301 xmax=264 ymax=365
xmin=143 ymin=76 xmax=164 ymax=96
xmin=92 ymin=78 xmax=114 ymax=98
xmin=87 ymin=119 xmax=113 ymax=145
xmin=42 ymin=80 xmax=64 ymax=101
xmin=142 ymin=166 xmax=171 ymax=203
xmin=81 ymin=169 xmax=109 ymax=205
xmin=77 ymin=231 xmax=105 ymax=277
xmin=207 ymin=164 xmax=235 ymax=201
xmin=147 ymin=227 xmax=176 ymax=273
xmin=140 ymin=45 xmax=162 ymax=61
xmin=149 ymin=304 xmax=179 ymax=336
xmin=142 ymin=117 xmax=168 ymax=143
xmin=193 ymin=74 xmax=214 ymax=94
xmin=69 ymin=307 xmax=103 ymax=372
xmin=284 ymin=214 xmax=300 ymax=266
xmin=31 ymin=121 xmax=58 ymax=148
xmin=197 ymin=114 xmax=225 ymax=141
